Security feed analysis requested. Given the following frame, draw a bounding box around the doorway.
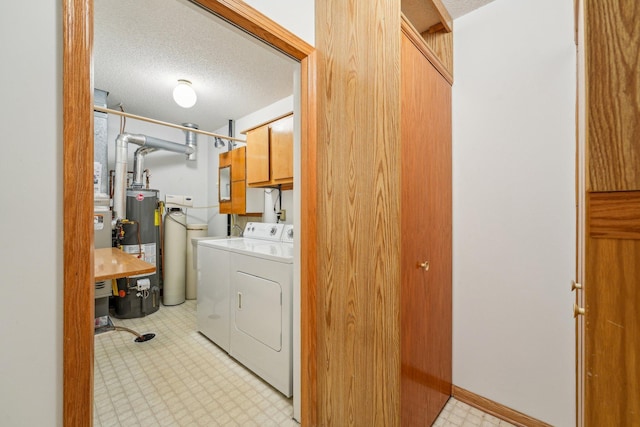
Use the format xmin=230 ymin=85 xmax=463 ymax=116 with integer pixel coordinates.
xmin=62 ymin=0 xmax=315 ymax=424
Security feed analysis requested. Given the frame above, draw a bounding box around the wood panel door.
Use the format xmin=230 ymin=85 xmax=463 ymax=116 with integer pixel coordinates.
xmin=581 ymin=1 xmax=640 ymax=424
xmin=584 ymin=192 xmax=640 ymax=426
xmin=585 ymin=236 xmax=640 ymax=426
xmin=400 ymin=31 xmax=452 ymax=426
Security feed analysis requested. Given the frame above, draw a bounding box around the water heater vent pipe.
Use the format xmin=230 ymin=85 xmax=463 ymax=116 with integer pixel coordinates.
xmin=183 ymin=123 xmax=198 ymax=161
xmin=114 ymin=133 xmax=195 ymax=220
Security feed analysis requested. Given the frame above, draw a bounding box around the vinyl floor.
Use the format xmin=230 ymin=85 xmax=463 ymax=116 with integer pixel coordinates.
xmin=94 ymin=300 xmax=514 ymax=426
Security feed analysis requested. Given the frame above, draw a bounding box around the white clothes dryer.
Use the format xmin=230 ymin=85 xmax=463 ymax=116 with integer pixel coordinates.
xmin=196 ymin=223 xmax=294 ymax=397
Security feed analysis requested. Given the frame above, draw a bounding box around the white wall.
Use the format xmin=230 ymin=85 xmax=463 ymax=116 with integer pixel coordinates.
xmin=0 ymin=1 xmax=62 ymax=425
xmin=452 ymin=1 xmax=576 ymax=425
xmin=242 ymin=0 xmax=314 ymax=46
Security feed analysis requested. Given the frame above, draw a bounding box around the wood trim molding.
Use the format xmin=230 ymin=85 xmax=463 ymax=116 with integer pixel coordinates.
xmin=452 ymin=386 xmax=553 ymax=427
xmin=63 ymin=0 xmax=95 ymax=425
xmin=401 ymin=15 xmax=453 ymax=85
xmin=420 ymin=29 xmax=454 ymax=77
xmin=588 ymin=191 xmax=640 ymax=239
xmin=300 ymin=51 xmax=318 ymax=427
xmin=189 ymin=0 xmax=313 ymax=60
xmin=430 ymin=0 xmax=453 ymax=32
xmin=63 ymin=1 xmax=315 ymax=426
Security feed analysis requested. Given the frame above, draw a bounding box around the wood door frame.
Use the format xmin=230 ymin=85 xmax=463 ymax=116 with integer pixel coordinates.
xmin=62 ymin=1 xmax=317 ymax=425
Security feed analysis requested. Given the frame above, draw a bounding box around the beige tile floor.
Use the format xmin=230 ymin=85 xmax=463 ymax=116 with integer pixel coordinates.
xmin=434 ymin=399 xmax=516 ymax=427
xmin=94 ymin=301 xmax=512 ymax=427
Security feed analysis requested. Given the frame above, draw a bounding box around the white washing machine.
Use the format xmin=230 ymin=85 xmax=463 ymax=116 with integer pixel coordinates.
xmin=196 ymin=223 xmax=294 ymax=397
xmin=196 ymin=238 xmax=236 ymax=352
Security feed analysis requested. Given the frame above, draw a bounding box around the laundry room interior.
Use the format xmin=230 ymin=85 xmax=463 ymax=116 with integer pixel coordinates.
xmin=86 ymin=0 xmax=578 ymax=426
xmin=91 ymin=1 xmax=303 ymax=425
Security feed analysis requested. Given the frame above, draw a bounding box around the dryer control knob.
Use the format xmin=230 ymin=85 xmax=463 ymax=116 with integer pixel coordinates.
xmin=287 ymin=229 xmax=293 ymax=238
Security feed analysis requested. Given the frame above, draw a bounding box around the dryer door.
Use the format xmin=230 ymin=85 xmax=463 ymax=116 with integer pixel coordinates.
xmin=234 ymin=271 xmax=282 ymax=351
xmin=229 ymin=252 xmax=293 ymax=397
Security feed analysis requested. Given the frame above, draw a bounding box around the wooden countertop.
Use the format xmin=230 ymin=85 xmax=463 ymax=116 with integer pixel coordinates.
xmin=94 ymin=248 xmax=156 ymax=282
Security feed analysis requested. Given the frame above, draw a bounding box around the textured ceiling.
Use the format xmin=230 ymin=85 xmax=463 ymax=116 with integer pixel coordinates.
xmin=95 ymin=0 xmax=495 ymax=133
xmin=441 ymin=0 xmax=496 ymax=19
xmin=94 ymin=0 xmax=296 ymax=132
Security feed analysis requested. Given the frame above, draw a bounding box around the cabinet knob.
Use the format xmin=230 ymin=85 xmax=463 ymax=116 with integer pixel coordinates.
xmin=571 ymin=280 xmax=582 ymax=291
xmin=418 ymin=261 xmax=430 ymax=271
xmin=573 ymin=303 xmax=585 ymax=318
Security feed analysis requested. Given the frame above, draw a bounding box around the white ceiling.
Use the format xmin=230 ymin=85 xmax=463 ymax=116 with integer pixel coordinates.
xmin=94 ymin=0 xmax=297 ymax=132
xmin=441 ymin=0 xmax=496 ymax=19
xmin=94 ymin=0 xmax=495 ymax=132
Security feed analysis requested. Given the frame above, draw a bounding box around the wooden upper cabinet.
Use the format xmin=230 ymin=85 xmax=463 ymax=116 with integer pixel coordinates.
xmin=246 ymin=125 xmax=270 ymax=184
xmin=244 ymin=114 xmax=294 ymax=188
xmin=270 ymin=115 xmax=294 ymax=182
xmin=219 ymin=146 xmax=261 ymax=215
xmin=231 ymin=146 xmax=246 ymax=181
xmin=219 ymin=151 xmax=232 ymax=214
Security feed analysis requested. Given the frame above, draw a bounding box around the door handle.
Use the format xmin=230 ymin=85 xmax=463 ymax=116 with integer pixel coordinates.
xmin=573 ymin=303 xmax=585 ymax=318
xmin=417 ymin=261 xmax=430 ymax=271
xmin=238 ymin=292 xmax=243 ymax=309
xmin=571 ymin=280 xmax=582 ymax=291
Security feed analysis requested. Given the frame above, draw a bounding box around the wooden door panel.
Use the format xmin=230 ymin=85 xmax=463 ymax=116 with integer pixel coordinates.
xmin=585 ymin=236 xmax=640 ymax=426
xmin=271 ymin=115 xmax=294 ymax=182
xmin=231 ymin=180 xmax=246 ymax=214
xmin=401 ymin=32 xmax=452 ymax=426
xmin=232 ymin=146 xmax=246 ymax=182
xmin=246 ymin=125 xmax=270 ymax=184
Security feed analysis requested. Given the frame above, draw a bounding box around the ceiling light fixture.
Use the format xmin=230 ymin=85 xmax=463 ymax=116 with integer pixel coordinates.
xmin=173 ymin=79 xmax=197 ymax=108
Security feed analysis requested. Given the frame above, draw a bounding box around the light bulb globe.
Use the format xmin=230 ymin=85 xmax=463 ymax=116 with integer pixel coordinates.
xmin=173 ymin=80 xmax=197 ymax=108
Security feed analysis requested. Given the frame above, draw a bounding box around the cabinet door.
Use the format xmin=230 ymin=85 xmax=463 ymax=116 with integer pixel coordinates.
xmin=219 ymin=151 xmax=232 ymax=213
xmin=246 ymin=125 xmax=270 ymax=185
xmin=270 ymin=115 xmax=294 ymax=182
xmin=231 ymin=146 xmax=246 ymax=182
xmin=400 ymin=32 xmax=452 ymax=426
xmin=231 ymin=180 xmax=246 ymax=214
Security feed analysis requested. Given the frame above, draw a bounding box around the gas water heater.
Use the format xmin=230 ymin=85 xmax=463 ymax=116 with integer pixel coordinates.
xmin=113 ymin=188 xmax=161 ymax=318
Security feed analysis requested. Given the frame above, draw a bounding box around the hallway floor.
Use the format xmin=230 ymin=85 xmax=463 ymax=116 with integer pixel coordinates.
xmin=94 ymin=301 xmax=514 ymax=426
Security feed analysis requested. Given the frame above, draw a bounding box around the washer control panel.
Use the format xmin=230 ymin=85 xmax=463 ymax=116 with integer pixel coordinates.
xmin=281 ymin=225 xmax=294 ymax=244
xmin=243 ymin=222 xmax=285 ymax=241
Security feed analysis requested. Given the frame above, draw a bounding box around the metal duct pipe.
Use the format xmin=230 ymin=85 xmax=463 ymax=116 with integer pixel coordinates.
xmin=114 ymin=134 xmax=133 ymax=221
xmin=182 ymin=123 xmax=198 ymax=161
xmin=113 ymin=133 xmax=195 ymax=220
xmin=132 ymin=146 xmax=156 ymax=189
xmin=227 ymin=119 xmax=234 ymax=151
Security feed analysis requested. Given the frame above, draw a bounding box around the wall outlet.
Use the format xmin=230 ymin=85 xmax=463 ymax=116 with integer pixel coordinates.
xmin=279 ymin=209 xmax=286 ymax=221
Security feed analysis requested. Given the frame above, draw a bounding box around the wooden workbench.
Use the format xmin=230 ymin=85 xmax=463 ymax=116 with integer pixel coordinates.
xmin=94 ymin=247 xmax=156 ymax=281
